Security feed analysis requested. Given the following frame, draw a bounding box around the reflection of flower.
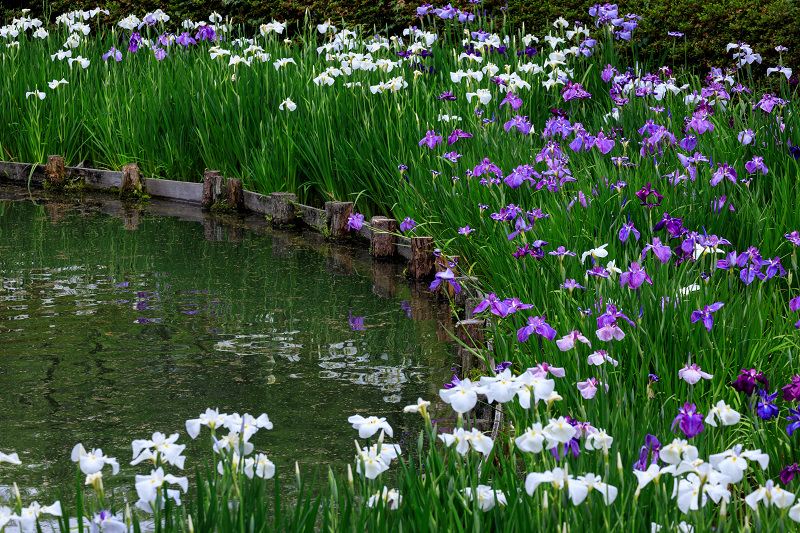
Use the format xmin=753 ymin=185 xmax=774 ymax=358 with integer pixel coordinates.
xmin=348 ymin=310 xmax=365 ymax=331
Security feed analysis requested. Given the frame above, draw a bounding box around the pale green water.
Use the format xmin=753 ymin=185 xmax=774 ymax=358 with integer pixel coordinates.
xmin=0 ymin=187 xmax=452 ymax=503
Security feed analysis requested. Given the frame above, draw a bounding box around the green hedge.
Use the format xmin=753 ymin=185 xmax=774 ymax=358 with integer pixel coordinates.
xmin=3 ymin=0 xmax=799 ymax=75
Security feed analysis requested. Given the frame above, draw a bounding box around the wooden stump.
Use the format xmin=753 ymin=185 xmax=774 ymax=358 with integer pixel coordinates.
xmin=121 ymin=163 xmax=142 ymax=196
xmin=455 ymin=319 xmax=485 ymax=377
xmin=226 ymin=177 xmax=243 ymax=212
xmin=45 ymin=155 xmax=65 ymax=188
xmin=370 ymin=217 xmax=397 ymax=259
xmin=409 ymin=236 xmax=435 ymax=280
xmin=324 ymin=201 xmax=353 ymax=240
xmin=270 ymin=192 xmax=297 ymax=225
xmin=202 ymin=170 xmax=221 ymax=208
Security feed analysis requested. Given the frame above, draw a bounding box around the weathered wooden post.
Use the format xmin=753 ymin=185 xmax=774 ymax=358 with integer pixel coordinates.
xmin=456 ymin=318 xmax=492 ymax=429
xmin=409 ymin=236 xmax=435 ymax=280
xmin=202 ymin=170 xmax=221 ymax=208
xmin=120 ymin=163 xmax=142 ymax=196
xmin=370 ymin=217 xmax=397 ymax=259
xmin=324 ymin=201 xmax=353 ymax=240
xmin=45 ymin=155 xmax=65 ymax=188
xmin=226 ymin=177 xmax=243 ymax=212
xmin=270 ymin=192 xmax=298 ymax=226
xmin=455 ymin=319 xmax=485 ymax=377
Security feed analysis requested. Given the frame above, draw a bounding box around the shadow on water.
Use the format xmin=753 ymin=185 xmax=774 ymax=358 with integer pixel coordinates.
xmin=0 ymin=185 xmax=454 ymax=505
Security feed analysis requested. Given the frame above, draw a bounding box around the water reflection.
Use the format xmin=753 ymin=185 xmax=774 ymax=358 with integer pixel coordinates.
xmin=0 ymin=187 xmax=451 ymax=503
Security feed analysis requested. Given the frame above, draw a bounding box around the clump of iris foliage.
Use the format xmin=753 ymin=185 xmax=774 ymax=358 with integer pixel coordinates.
xmin=3 ymin=2 xmax=800 ymax=531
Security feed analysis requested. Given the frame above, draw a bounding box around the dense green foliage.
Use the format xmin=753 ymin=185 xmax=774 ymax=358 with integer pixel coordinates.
xmin=4 ymin=0 xmax=800 ymax=73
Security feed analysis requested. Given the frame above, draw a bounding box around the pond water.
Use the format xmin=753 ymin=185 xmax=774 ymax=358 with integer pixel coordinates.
xmin=0 ymin=186 xmax=453 ymax=504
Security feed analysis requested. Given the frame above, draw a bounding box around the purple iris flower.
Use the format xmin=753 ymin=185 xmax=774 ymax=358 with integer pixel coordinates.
xmin=687 ymin=114 xmax=714 ymax=135
xmin=419 ymin=130 xmax=443 ymax=149
xmin=473 ymin=293 xmax=508 ymax=317
xmin=175 ymin=32 xmax=197 ymax=47
xmin=495 ymin=361 xmax=512 ymax=373
xmin=500 ymin=92 xmax=523 ymax=110
xmin=196 ymin=25 xmax=216 ymax=41
xmin=730 ymin=368 xmax=769 ymax=396
xmin=346 ymin=212 xmax=364 ymax=231
xmin=517 ymin=315 xmax=557 ymax=343
xmin=780 ymin=463 xmax=800 ymax=485
xmin=153 ymin=48 xmax=168 ymax=61
xmin=594 ymin=132 xmax=615 ymax=154
xmin=755 ymin=389 xmax=780 ymax=420
xmin=507 ymin=216 xmax=532 ymax=240
xmin=442 ymin=151 xmax=462 ymax=162
xmin=447 ymin=129 xmax=473 ymax=145
xmin=634 ymin=183 xmax=664 ymax=209
xmin=597 ymin=303 xmax=635 ymax=328
xmin=400 ymin=300 xmax=411 ymax=318
xmin=619 ymin=221 xmax=640 ymax=242
xmin=633 ymin=434 xmax=661 ymax=471
xmin=102 ymin=47 xmax=123 ymax=62
xmin=690 ymin=302 xmax=724 ymax=331
xmin=430 ymin=268 xmax=461 ymax=294
xmin=438 ymin=91 xmax=457 ymax=100
xmin=745 ymin=156 xmax=768 ymax=175
xmin=443 ymin=374 xmax=461 ymax=389
xmin=620 ymin=262 xmax=652 ymax=290
xmin=782 ymin=375 xmax=800 ymax=401
xmin=753 ymin=93 xmax=787 ymax=114
xmin=642 ymin=237 xmax=672 ymax=264
xmin=473 ymin=158 xmax=502 ymax=178
xmin=709 ymin=163 xmax=737 ymax=186
xmin=399 ymin=217 xmax=417 ymax=232
xmin=560 ymin=279 xmax=586 ymax=291
xmin=503 ymin=298 xmax=534 ymax=314
xmin=458 ymin=225 xmax=476 ymax=235
xmin=512 ymin=244 xmax=545 ymax=259
xmin=755 ymin=256 xmax=786 ymax=279
xmin=785 ymin=231 xmax=800 ymax=246
xmin=679 ymin=134 xmax=698 ymax=151
xmin=787 ymin=408 xmax=800 ymax=436
xmin=671 ymin=402 xmax=704 ymax=439
xmin=668 ymin=31 xmax=684 ymax=37
xmin=129 ymin=32 xmax=142 ymax=53
xmin=738 ymin=129 xmax=755 ymax=145
xmin=549 ymin=246 xmax=576 ymax=258
xmin=348 ymin=310 xmax=365 ymax=331
xmin=716 ymin=251 xmax=741 ymax=270
xmin=561 ymin=81 xmax=592 ymax=102
xmin=504 ymin=165 xmax=538 ymax=189
xmin=504 ymin=115 xmax=533 ymax=135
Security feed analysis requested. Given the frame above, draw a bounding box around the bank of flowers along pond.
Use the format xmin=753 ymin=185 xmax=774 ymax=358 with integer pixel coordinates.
xmin=3 ymin=1 xmax=800 ymax=531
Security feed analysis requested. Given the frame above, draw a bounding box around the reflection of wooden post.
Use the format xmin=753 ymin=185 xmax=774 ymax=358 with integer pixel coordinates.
xmin=227 ymin=224 xmax=243 ymax=242
xmin=324 ymin=201 xmax=353 ymax=240
xmin=271 ymin=233 xmax=292 ymax=258
xmin=371 ymin=217 xmax=397 ymax=259
xmin=410 ymin=281 xmax=435 ymax=321
xmin=226 ymin=177 xmax=243 ymax=212
xmin=122 ymin=206 xmax=140 ymax=230
xmin=202 ymin=170 xmax=221 ymax=207
xmin=435 ymin=255 xmax=459 ymax=300
xmin=326 ymin=248 xmax=354 ymax=276
xmin=121 ymin=163 xmax=141 ymax=196
xmin=270 ymin=192 xmax=297 ymax=225
xmin=371 ymin=261 xmax=398 ymax=298
xmin=409 ymin=237 xmax=434 ymax=280
xmin=203 ymin=218 xmax=225 ymax=241
xmin=436 ymin=302 xmax=453 ymax=342
xmin=45 ymin=155 xmax=65 ymax=188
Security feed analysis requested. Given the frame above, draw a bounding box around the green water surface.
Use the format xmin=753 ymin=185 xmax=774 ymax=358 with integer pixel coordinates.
xmin=0 ymin=188 xmax=452 ymax=503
